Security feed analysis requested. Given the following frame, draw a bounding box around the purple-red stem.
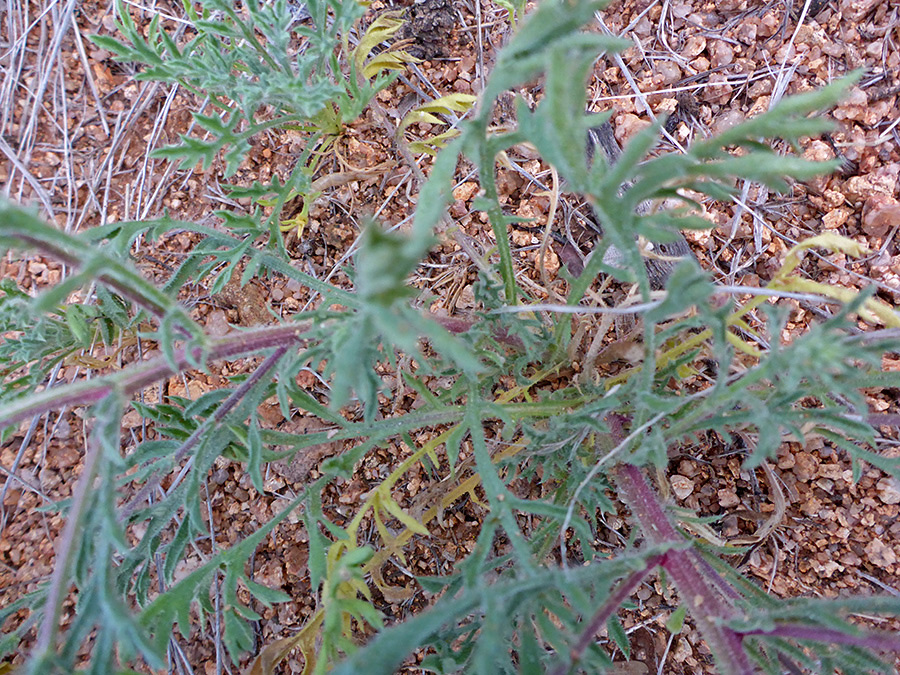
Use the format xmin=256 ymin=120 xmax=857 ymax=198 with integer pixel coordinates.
xmin=0 ymin=321 xmax=311 ymax=428
xmin=550 ymin=555 xmax=663 ymax=675
xmin=563 ymin=403 xmax=900 ymax=674
xmin=35 ymin=343 xmax=292 ymax=662
xmin=118 ymin=344 xmax=290 ymax=520
xmin=10 ymin=232 xmax=173 ymax=319
xmin=33 ymin=414 xmax=107 ymax=657
xmin=741 ymin=623 xmax=900 ymax=652
xmin=612 ymin=462 xmax=754 ymax=675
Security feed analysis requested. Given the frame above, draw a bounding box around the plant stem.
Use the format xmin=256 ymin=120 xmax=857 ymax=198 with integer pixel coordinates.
xmin=740 ymin=623 xmax=900 ymax=652
xmin=551 ymin=554 xmax=662 ymax=675
xmin=119 ymin=345 xmax=290 ymax=520
xmin=613 ymin=463 xmax=754 ymax=675
xmin=33 ymin=396 xmax=120 ymax=659
xmin=7 ymin=231 xmax=174 ymax=320
xmin=0 ymin=322 xmax=312 ymax=428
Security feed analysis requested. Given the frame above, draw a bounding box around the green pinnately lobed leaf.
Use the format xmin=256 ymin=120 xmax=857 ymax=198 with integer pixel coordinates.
xmin=3 ymin=0 xmax=900 ymax=673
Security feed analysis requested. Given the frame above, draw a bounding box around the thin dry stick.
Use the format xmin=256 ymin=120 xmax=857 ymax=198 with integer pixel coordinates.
xmin=0 ymin=135 xmax=56 ymax=215
xmin=135 ymin=86 xmax=187 ymax=220
xmin=17 ymin=0 xmax=77 ymax=167
xmin=71 ymin=14 xmax=110 ymax=137
xmin=0 ymin=362 xmax=65 ymax=531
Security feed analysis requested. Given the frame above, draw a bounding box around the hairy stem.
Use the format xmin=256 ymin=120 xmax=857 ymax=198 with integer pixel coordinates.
xmin=551 ymin=554 xmax=663 ymax=675
xmin=0 ymin=322 xmax=311 ymax=428
xmin=613 ymin=463 xmax=753 ymax=675
xmin=119 ymin=344 xmax=290 ymax=520
xmin=740 ymin=623 xmax=900 ymax=652
xmin=33 ymin=397 xmax=120 ymax=659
